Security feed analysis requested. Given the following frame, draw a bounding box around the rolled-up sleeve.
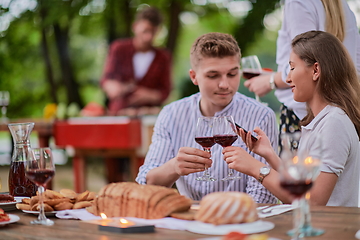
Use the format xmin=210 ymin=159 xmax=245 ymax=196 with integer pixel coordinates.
xmin=136 ymin=107 xmax=175 ymax=184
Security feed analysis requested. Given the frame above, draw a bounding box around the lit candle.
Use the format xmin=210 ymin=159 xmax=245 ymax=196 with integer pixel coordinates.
xmin=98 ymin=213 xmax=113 ymax=226
xmin=118 ymin=218 xmax=135 ymax=228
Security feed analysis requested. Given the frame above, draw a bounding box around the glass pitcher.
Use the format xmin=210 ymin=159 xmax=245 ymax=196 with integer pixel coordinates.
xmin=8 ymin=122 xmax=37 ymax=197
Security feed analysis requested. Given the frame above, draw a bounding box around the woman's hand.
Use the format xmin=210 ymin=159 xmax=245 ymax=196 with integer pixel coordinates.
xmin=222 ymin=146 xmax=263 ymax=177
xmin=238 ymin=127 xmax=275 ymax=159
xmin=244 ymin=74 xmax=273 ymax=97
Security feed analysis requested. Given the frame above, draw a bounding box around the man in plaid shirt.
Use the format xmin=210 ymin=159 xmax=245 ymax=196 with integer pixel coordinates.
xmin=101 ymin=6 xmax=172 ymax=115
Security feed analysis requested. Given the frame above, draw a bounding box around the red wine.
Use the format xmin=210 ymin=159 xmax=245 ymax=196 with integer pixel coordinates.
xmin=26 ymin=169 xmax=55 ymax=186
xmin=8 ymin=161 xmax=37 ymax=197
xmin=195 ymin=137 xmax=215 ymax=148
xmin=280 ymin=180 xmax=313 ymax=198
xmin=214 ymin=135 xmax=238 ymax=147
xmin=243 ymin=71 xmax=261 ymax=80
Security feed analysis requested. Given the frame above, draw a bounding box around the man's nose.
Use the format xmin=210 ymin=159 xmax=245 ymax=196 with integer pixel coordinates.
xmin=219 ymin=76 xmax=230 ymax=89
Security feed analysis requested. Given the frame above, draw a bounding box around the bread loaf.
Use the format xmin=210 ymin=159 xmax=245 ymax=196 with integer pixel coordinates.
xmin=195 ymin=192 xmax=258 ymax=225
xmin=91 ymin=182 xmax=192 ymax=219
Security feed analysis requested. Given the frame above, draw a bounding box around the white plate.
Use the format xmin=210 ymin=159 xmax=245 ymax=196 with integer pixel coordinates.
xmin=22 ymin=210 xmax=58 ymax=217
xmin=0 ymin=214 xmax=20 ymax=226
xmin=0 ymin=197 xmax=28 ymax=212
xmin=186 ymin=220 xmax=275 ymax=235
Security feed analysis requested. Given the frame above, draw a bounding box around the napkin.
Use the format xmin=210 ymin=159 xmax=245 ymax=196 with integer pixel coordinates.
xmin=257 ymin=204 xmax=295 ymax=218
xmin=355 ymin=229 xmax=360 ymax=239
xmin=56 ymin=209 xmax=102 ymax=221
xmin=56 ymin=209 xmax=192 ymax=230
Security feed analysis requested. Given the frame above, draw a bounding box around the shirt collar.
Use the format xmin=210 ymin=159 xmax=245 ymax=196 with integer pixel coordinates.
xmin=196 ymin=93 xmax=237 ymax=117
xmin=301 ymin=104 xmax=333 ymax=131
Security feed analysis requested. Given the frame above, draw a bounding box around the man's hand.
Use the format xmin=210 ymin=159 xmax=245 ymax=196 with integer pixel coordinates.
xmin=127 ymin=87 xmax=161 ymax=106
xmin=102 ymin=80 xmax=135 ymax=100
xmin=173 ymin=147 xmax=212 ymax=176
xmin=145 ymin=147 xmax=212 ymax=187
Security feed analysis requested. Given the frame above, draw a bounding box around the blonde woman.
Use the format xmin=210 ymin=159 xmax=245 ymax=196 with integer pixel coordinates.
xmin=244 ymin=0 xmax=360 ymax=147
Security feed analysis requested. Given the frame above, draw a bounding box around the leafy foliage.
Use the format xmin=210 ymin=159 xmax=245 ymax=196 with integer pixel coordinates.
xmin=0 ymin=0 xmax=281 ymax=118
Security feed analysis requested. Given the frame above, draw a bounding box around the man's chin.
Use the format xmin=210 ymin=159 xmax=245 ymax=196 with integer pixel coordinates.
xmin=215 ymin=98 xmax=232 ymax=108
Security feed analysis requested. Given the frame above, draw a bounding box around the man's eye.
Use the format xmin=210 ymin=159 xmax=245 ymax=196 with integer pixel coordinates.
xmin=228 ymin=73 xmax=237 ymax=77
xmin=207 ymin=75 xmax=218 ymax=79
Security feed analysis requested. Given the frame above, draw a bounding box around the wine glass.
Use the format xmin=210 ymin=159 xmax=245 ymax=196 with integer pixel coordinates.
xmin=0 ymin=91 xmax=10 ymax=122
xmin=194 ymin=117 xmax=216 ymax=181
xmin=286 ymin=133 xmax=325 ymax=238
xmin=25 ymin=147 xmax=55 ymax=226
xmin=241 ymin=55 xmax=262 ymax=102
xmin=279 ymin=132 xmax=323 ymax=239
xmin=213 ymin=116 xmax=240 ymax=181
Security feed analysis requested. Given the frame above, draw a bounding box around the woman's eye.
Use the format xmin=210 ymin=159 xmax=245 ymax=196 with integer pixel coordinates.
xmin=290 ymin=67 xmax=294 ymax=71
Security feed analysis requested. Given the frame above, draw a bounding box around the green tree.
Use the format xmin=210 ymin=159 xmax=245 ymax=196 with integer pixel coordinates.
xmin=0 ymin=0 xmax=281 ymax=118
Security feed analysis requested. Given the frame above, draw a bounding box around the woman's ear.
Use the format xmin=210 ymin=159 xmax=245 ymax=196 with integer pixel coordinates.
xmin=313 ymin=62 xmax=320 ymax=81
xmin=189 ymin=69 xmax=198 ymax=85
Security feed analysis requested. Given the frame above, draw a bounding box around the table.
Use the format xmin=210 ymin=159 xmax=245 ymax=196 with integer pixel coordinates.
xmin=53 ymin=117 xmax=142 ymax=193
xmin=2 ymin=205 xmax=360 ymax=239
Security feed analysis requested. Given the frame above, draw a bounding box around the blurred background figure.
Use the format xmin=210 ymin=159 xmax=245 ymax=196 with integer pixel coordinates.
xmin=243 ymin=0 xmax=360 ymax=149
xmin=100 ymin=6 xmax=172 ymax=183
xmin=100 ymin=6 xmax=172 ymax=117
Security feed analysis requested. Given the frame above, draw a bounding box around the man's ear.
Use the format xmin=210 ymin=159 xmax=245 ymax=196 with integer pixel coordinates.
xmin=189 ymin=69 xmax=198 ymax=85
xmin=313 ymin=62 xmax=321 ymax=81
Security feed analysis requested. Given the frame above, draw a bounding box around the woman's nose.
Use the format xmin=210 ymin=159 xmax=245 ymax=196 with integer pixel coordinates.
xmin=286 ymin=72 xmax=292 ymax=84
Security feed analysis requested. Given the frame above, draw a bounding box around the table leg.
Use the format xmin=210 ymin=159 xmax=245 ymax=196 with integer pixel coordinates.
xmin=129 ymin=151 xmax=138 ymax=181
xmin=38 ymin=134 xmax=50 ymax=148
xmin=73 ymin=155 xmax=86 ymax=193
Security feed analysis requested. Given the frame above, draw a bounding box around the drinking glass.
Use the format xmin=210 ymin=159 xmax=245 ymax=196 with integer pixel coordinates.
xmin=241 ymin=55 xmax=262 ymax=102
xmin=25 ymin=147 xmax=55 ymax=226
xmin=194 ymin=117 xmax=216 ymax=181
xmin=0 ymin=91 xmax=10 ymax=122
xmin=213 ymin=116 xmax=239 ymax=181
xmin=286 ymin=133 xmax=325 ymax=237
xmin=279 ymin=132 xmax=323 ymax=239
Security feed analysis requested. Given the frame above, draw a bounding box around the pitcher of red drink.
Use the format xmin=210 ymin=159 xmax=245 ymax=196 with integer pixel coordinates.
xmin=8 ymin=122 xmax=37 ymax=197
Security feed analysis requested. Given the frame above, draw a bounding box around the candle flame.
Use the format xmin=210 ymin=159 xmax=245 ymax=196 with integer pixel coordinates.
xmin=304 ymin=156 xmax=313 ymax=165
xmin=100 ymin=213 xmax=107 ymax=219
xmin=119 ymin=218 xmax=129 ymax=224
xmin=292 ymin=156 xmax=298 ymax=164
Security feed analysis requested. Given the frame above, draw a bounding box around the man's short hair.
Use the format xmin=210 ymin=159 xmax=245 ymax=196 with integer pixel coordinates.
xmin=135 ymin=6 xmax=163 ymax=27
xmin=190 ymin=32 xmax=241 ymax=69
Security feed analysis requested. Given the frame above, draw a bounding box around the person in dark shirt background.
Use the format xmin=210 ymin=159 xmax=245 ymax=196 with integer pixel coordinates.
xmin=100 ymin=6 xmax=172 ymax=116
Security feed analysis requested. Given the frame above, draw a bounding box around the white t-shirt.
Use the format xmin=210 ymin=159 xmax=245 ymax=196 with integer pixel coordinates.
xmin=300 ymin=105 xmax=359 ymax=207
xmin=276 ymin=0 xmax=360 ymax=119
xmin=133 ymin=51 xmax=155 ymax=81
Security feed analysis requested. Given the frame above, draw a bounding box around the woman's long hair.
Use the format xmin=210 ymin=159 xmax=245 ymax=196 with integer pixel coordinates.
xmin=320 ymin=0 xmax=346 ymax=41
xmin=293 ymin=31 xmax=360 ymax=139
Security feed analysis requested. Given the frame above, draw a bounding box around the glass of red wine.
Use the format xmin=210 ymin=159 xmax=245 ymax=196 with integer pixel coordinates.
xmin=213 ymin=116 xmax=240 ymax=181
xmin=195 ymin=117 xmax=216 ymax=181
xmin=25 ymin=147 xmax=55 ymax=226
xmin=279 ymin=132 xmax=323 ymax=239
xmin=241 ymin=55 xmax=263 ymax=103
